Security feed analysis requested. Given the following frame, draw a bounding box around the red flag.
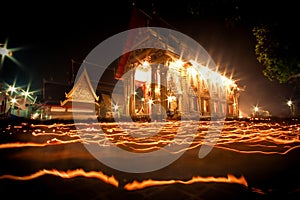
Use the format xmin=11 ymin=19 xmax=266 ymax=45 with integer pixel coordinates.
xmin=115 ymin=4 xmax=150 ymax=79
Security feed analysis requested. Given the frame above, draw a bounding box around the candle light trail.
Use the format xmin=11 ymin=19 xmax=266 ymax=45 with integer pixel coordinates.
xmin=1 ymin=119 xmax=300 ymax=197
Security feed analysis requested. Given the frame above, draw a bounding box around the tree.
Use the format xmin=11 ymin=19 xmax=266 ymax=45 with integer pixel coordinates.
xmin=252 ymin=21 xmax=300 ymax=84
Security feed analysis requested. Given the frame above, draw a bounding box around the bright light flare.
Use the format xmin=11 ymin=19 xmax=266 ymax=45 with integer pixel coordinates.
xmin=0 ymin=47 xmax=13 ymax=57
xmin=287 ymin=100 xmax=293 ymax=107
xmin=22 ymin=91 xmax=30 ymax=97
xmin=112 ymin=103 xmax=119 ymax=111
xmin=142 ymin=60 xmax=150 ymax=68
xmin=0 ymin=38 xmax=25 ymax=70
xmin=11 ymin=98 xmax=17 ymax=103
xmin=148 ymin=99 xmax=154 ymax=105
xmin=7 ymin=85 xmax=16 ymax=93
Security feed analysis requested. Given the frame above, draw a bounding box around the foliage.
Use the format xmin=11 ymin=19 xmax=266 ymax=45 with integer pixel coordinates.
xmin=253 ymin=26 xmax=300 ymax=83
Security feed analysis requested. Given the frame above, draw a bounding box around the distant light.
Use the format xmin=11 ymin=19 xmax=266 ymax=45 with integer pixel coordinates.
xmin=287 ymin=100 xmax=293 ymax=107
xmin=113 ymin=104 xmax=119 ymax=111
xmin=7 ymin=85 xmax=16 ymax=93
xmin=254 ymin=106 xmax=259 ymax=112
xmin=142 ymin=61 xmax=150 ymax=68
xmin=0 ymin=47 xmax=12 ymax=57
xmin=22 ymin=91 xmax=30 ymax=97
xmin=175 ymin=59 xmax=185 ymax=67
xmin=11 ymin=98 xmax=17 ymax=103
xmin=167 ymin=95 xmax=176 ymax=102
xmin=148 ymin=99 xmax=154 ymax=105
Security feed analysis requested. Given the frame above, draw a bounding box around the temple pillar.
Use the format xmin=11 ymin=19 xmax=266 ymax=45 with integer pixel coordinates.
xmin=197 ymin=75 xmax=202 ymax=115
xmin=160 ymin=65 xmax=168 ymax=118
xmin=123 ymin=73 xmax=129 ymax=116
xmin=177 ymin=94 xmax=182 ymax=116
xmin=150 ymin=64 xmax=158 ymax=116
xmin=123 ymin=67 xmax=136 ymax=117
xmin=180 ymin=70 xmax=189 ymax=116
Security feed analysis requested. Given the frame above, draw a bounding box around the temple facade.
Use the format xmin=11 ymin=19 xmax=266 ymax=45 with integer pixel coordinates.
xmin=114 ymin=50 xmax=240 ymax=120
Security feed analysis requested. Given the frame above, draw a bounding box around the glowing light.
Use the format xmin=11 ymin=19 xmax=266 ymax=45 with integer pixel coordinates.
xmin=124 ymin=174 xmax=248 ymax=190
xmin=0 ymin=47 xmax=12 ymax=57
xmin=1 ymin=39 xmax=13 ymax=67
xmin=0 ymin=169 xmax=119 ymax=188
xmin=11 ymin=98 xmax=17 ymax=103
xmin=7 ymin=85 xmax=16 ymax=93
xmin=113 ymin=103 xmax=119 ymax=111
xmin=167 ymin=95 xmax=176 ymax=108
xmin=31 ymin=112 xmax=40 ymax=120
xmin=1 ymin=39 xmax=25 ymax=70
xmin=168 ymin=59 xmax=185 ymax=70
xmin=174 ymin=59 xmax=185 ymax=67
xmin=22 ymin=91 xmax=30 ymax=97
xmin=148 ymin=99 xmax=154 ymax=105
xmin=254 ymin=106 xmax=259 ymax=112
xmin=142 ymin=60 xmax=150 ymax=68
xmin=287 ymin=100 xmax=293 ymax=107
xmin=135 ymin=65 xmax=151 ymax=82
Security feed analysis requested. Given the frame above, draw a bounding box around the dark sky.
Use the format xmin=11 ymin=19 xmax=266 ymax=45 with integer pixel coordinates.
xmin=0 ymin=0 xmax=298 ymax=117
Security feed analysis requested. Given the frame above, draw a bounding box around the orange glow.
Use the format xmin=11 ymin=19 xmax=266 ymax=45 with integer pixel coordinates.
xmin=0 ymin=169 xmax=247 ymax=191
xmin=2 ymin=121 xmax=300 ymax=155
xmin=0 ymin=169 xmax=119 ymax=187
xmin=124 ymin=174 xmax=248 ymax=190
xmin=0 ymin=138 xmax=82 ymax=149
xmin=2 ymin=121 xmax=300 ymax=196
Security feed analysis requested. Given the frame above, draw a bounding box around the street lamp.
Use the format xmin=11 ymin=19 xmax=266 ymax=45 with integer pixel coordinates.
xmin=0 ymin=46 xmax=13 ymax=57
xmin=0 ymin=41 xmax=13 ymax=66
xmin=287 ymin=100 xmax=295 ymax=117
xmin=252 ymin=105 xmax=259 ymax=118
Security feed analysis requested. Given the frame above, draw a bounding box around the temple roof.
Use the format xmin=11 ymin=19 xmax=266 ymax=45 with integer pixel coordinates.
xmin=60 ymin=68 xmax=99 ymax=107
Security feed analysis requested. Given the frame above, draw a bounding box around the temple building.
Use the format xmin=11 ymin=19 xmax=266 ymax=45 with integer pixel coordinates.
xmin=112 ymin=49 xmax=240 ymax=120
xmin=108 ymin=4 xmax=240 ymax=119
xmin=38 ymin=3 xmax=241 ymax=121
xmin=59 ymin=68 xmax=100 ymax=119
xmin=33 ymin=69 xmax=100 ymax=121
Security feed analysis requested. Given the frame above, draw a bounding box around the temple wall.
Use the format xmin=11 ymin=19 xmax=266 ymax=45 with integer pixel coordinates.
xmin=122 ymin=61 xmax=240 ymax=119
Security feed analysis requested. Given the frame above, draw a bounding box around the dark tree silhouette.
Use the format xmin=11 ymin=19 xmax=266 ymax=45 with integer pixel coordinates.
xmin=253 ymin=26 xmax=300 ymax=83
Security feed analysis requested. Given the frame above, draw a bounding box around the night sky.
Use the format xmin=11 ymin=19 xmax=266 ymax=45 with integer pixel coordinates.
xmin=0 ymin=0 xmax=298 ymax=117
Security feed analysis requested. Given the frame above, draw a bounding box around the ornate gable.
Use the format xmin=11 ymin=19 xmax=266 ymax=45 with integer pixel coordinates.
xmin=61 ymin=68 xmax=99 ymax=106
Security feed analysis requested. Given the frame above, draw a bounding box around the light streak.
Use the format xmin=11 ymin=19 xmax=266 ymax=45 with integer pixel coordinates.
xmin=0 ymin=138 xmax=82 ymax=149
xmin=0 ymin=169 xmax=247 ymax=191
xmin=124 ymin=174 xmax=248 ymax=190
xmin=0 ymin=169 xmax=119 ymax=188
xmin=1 ymin=120 xmax=300 ymax=196
xmin=2 ymin=121 xmax=300 ymax=155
